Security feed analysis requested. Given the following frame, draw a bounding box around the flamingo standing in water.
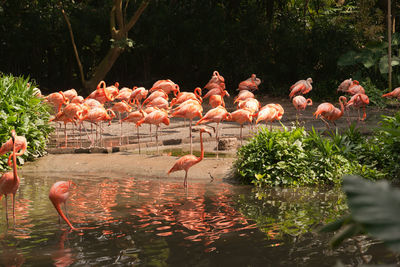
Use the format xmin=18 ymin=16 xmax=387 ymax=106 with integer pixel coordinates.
xmin=0 ymin=130 xmax=27 ymax=223
xmin=168 ymin=128 xmax=212 ymax=187
xmin=314 ymin=96 xmax=347 ymax=129
xmin=49 ymin=181 xmax=77 ymax=231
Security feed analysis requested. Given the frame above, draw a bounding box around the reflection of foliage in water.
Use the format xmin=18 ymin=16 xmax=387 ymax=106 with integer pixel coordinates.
xmin=236 ymin=187 xmax=347 ymax=238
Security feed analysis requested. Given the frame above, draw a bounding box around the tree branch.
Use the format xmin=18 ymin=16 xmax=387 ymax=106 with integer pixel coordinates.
xmin=61 ymin=8 xmax=86 ymax=86
xmin=123 ymin=0 xmax=150 ymax=35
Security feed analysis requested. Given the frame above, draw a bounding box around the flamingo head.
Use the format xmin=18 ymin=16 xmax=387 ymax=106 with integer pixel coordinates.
xmin=307 ymin=77 xmax=313 ymax=83
xmin=11 ymin=129 xmax=16 ymax=141
xmin=200 ymin=127 xmax=212 ymax=137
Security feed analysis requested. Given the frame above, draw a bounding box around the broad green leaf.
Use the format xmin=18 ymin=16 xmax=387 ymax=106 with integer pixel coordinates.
xmin=379 ymin=55 xmax=400 ymax=74
xmin=343 ymin=175 xmax=400 ymax=252
xmin=337 ymin=50 xmax=358 ymax=66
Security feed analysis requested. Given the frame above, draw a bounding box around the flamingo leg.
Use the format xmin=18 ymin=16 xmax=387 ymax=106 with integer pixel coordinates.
xmin=156 ymin=125 xmax=159 ymax=154
xmin=119 ymin=113 xmax=122 ymax=145
xmin=150 ymin=124 xmax=153 ymax=142
xmin=5 ymin=195 xmax=8 ymax=224
xmin=216 ymin=122 xmax=219 ymax=159
xmin=12 ymin=193 xmax=16 ymax=220
xmin=64 ymin=123 xmax=67 ymax=148
xmin=184 ymin=170 xmax=188 ymax=187
xmin=190 ymin=119 xmax=193 ymax=154
xmin=137 ymin=125 xmax=141 ymax=154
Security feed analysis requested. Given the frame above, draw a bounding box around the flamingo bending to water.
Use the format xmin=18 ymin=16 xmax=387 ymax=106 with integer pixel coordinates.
xmin=49 ymin=181 xmax=77 ymax=231
xmin=168 ymin=128 xmax=212 ymax=187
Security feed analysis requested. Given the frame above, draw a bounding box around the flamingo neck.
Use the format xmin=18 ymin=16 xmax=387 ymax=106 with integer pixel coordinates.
xmin=53 ymin=202 xmax=76 ymax=231
xmin=12 ymin=136 xmax=18 ymax=182
xmin=339 ymin=98 xmax=345 ymax=115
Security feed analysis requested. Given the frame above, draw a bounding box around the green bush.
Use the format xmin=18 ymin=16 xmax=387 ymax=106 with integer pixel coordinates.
xmin=234 ymin=126 xmax=385 ymax=187
xmin=0 ymin=74 xmax=52 ymax=171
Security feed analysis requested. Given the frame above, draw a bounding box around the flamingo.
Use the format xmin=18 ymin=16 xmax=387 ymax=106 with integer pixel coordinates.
xmin=45 ymin=91 xmax=69 ymax=113
xmin=337 ymin=78 xmax=353 ymax=93
xmin=168 ymin=128 xmax=212 ymax=187
xmin=122 ymin=109 xmax=146 ymax=153
xmin=170 ymin=87 xmax=202 ymax=107
xmin=202 ymin=87 xmax=226 ymax=100
xmin=49 ymin=181 xmax=77 ymax=231
xmin=314 ymin=96 xmax=347 ymax=129
xmin=292 ymin=95 xmax=313 ymax=119
xmin=149 ymin=79 xmax=180 ymax=96
xmin=0 ymin=130 xmax=27 ymax=223
xmin=86 ymin=81 xmax=115 ymax=105
xmin=141 ymin=90 xmax=168 ymax=107
xmin=71 ymin=95 xmax=84 ymax=104
xmin=129 ymin=87 xmax=148 ymax=107
xmin=136 ymin=109 xmax=170 ymax=153
xmin=255 ymin=104 xmax=283 ymax=130
xmin=171 ymin=99 xmax=203 ymax=154
xmin=63 ymin=89 xmax=78 ymax=102
xmin=234 ymin=90 xmax=255 ymax=104
xmin=111 ymin=101 xmax=132 ymax=145
xmin=115 ymin=87 xmax=133 ymax=102
xmin=204 ymin=71 xmax=225 ymax=90
xmin=289 ymin=77 xmax=313 ymax=99
xmin=382 ymin=87 xmax=400 ymax=100
xmin=81 ymin=107 xmax=116 ymax=146
xmin=237 ymin=98 xmax=260 ymax=114
xmin=346 ymin=93 xmax=370 ymax=121
xmin=237 ymin=74 xmax=260 ymax=91
xmin=345 ymin=80 xmax=365 ymax=95
xmin=144 ymin=96 xmax=169 ymax=110
xmin=228 ymin=108 xmax=254 ymax=144
xmin=209 ymin=90 xmax=229 ymax=108
xmin=50 ymin=111 xmax=76 ymax=148
xmin=196 ymin=106 xmax=231 ymax=155
xmin=0 ymin=131 xmax=27 ymax=167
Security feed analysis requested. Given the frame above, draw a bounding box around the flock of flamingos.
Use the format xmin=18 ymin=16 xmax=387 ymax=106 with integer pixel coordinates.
xmin=1 ymin=70 xmax=400 ymax=231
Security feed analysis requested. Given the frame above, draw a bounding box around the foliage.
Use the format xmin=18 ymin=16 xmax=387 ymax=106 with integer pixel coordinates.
xmin=234 ymin=126 xmax=381 ymax=187
xmin=361 ymin=78 xmax=386 ymax=108
xmin=320 ymin=175 xmax=400 ymax=253
xmin=0 ymin=74 xmax=52 ymax=171
xmin=337 ymin=33 xmax=400 ymax=91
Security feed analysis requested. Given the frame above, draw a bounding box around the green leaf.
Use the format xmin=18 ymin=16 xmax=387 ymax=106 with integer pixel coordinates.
xmin=343 ymin=175 xmax=400 ymax=252
xmin=337 ymin=50 xmax=358 ymax=66
xmin=379 ymin=55 xmax=400 ymax=74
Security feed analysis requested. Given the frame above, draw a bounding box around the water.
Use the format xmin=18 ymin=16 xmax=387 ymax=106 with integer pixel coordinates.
xmin=0 ymin=174 xmax=398 ymax=266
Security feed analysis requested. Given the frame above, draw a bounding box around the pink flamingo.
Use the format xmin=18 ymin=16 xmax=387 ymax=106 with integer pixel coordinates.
xmin=292 ymin=95 xmax=313 ymax=119
xmin=136 ymin=109 xmax=170 ymax=153
xmin=196 ymin=106 xmax=231 ymax=155
xmin=168 ymin=128 xmax=212 ymax=187
xmin=346 ymin=80 xmax=365 ymax=95
xmin=129 ymin=87 xmax=148 ymax=107
xmin=346 ymin=93 xmax=370 ymax=121
xmin=0 ymin=130 xmax=27 ymax=223
xmin=63 ymin=89 xmax=78 ymax=102
xmin=111 ymin=101 xmax=133 ymax=145
xmin=314 ymin=96 xmax=347 ymax=129
xmin=237 ymin=74 xmax=260 ymax=91
xmin=170 ymin=87 xmax=202 ymax=107
xmin=45 ymin=91 xmax=69 ymax=113
xmin=289 ymin=77 xmax=313 ymax=99
xmin=228 ymin=108 xmax=254 ymax=144
xmin=86 ymin=81 xmax=114 ymax=105
xmin=234 ymin=90 xmax=255 ymax=104
xmin=141 ymin=90 xmax=168 ymax=107
xmin=382 ymin=87 xmax=400 ymax=101
xmin=149 ymin=79 xmax=180 ymax=96
xmin=209 ymin=90 xmax=229 ymax=108
xmin=337 ymin=78 xmax=353 ymax=93
xmin=49 ymin=181 xmax=77 ymax=231
xmin=204 ymin=71 xmax=225 ymax=91
xmin=171 ymin=99 xmax=203 ymax=154
xmin=122 ymin=109 xmax=146 ymax=153
xmin=255 ymin=104 xmax=284 ymax=130
xmin=115 ymin=87 xmax=133 ymax=102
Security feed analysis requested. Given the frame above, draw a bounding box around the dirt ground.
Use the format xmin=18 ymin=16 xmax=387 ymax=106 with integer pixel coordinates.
xmin=20 ymin=95 xmax=398 ymax=183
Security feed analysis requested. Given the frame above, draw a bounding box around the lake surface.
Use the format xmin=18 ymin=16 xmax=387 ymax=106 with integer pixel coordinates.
xmin=0 ymin=174 xmax=397 ymax=266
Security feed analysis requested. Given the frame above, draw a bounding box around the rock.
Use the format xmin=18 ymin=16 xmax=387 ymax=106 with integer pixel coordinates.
xmin=217 ymin=138 xmax=238 ymax=150
xmin=163 ymin=139 xmax=182 ymax=146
